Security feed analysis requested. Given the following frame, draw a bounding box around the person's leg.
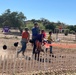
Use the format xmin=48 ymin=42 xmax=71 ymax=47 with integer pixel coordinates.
xmin=50 ymin=46 xmax=52 ymax=53
xmin=48 ymin=42 xmax=52 ymax=54
xmin=35 ymin=41 xmax=40 ymax=60
xmin=17 ymin=41 xmax=24 ymax=57
xmin=36 ymin=41 xmax=39 ymax=49
xmin=38 ymin=42 xmax=44 ymax=52
xmin=35 ymin=52 xmax=37 ymax=60
xmin=22 ymin=42 xmax=26 ymax=56
xmin=46 ymin=48 xmax=48 ymax=52
xmin=33 ymin=41 xmax=36 ymax=54
xmin=38 ymin=42 xmax=41 ymax=49
xmin=37 ymin=42 xmax=40 ymax=60
xmin=35 ymin=49 xmax=40 ymax=60
xmin=37 ymin=50 xmax=40 ymax=61
xmin=17 ymin=49 xmax=22 ymax=57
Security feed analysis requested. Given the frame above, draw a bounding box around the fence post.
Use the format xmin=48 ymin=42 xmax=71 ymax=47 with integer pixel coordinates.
xmin=2 ymin=55 xmax=6 ymax=75
xmin=44 ymin=47 xmax=46 ymax=71
xmin=38 ymin=56 xmax=40 ymax=71
xmin=13 ymin=55 xmax=16 ymax=74
xmin=0 ymin=55 xmax=2 ymax=73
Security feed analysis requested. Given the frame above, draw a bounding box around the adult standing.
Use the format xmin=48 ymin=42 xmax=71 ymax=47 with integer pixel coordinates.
xmin=32 ymin=23 xmax=40 ymax=54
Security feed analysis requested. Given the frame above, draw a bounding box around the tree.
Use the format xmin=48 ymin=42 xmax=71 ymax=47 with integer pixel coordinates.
xmin=67 ymin=25 xmax=74 ymax=31
xmin=31 ymin=19 xmax=36 ymax=23
xmin=45 ymin=22 xmax=55 ymax=32
xmin=73 ymin=25 xmax=76 ymax=41
xmin=0 ymin=9 xmax=26 ymax=32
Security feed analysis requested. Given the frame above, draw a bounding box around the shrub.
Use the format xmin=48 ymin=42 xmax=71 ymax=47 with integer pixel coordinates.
xmin=64 ymin=29 xmax=69 ymax=36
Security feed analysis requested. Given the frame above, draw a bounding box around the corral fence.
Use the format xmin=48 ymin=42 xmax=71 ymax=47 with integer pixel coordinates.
xmin=0 ymin=51 xmax=76 ymax=75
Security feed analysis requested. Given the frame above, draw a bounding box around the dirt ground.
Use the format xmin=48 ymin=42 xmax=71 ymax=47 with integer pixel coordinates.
xmin=0 ymin=29 xmax=76 ymax=57
xmin=0 ymin=29 xmax=76 ymax=75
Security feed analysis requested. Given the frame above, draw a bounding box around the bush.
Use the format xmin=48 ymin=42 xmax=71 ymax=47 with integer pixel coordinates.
xmin=69 ymin=30 xmax=75 ymax=34
xmin=64 ymin=29 xmax=69 ymax=36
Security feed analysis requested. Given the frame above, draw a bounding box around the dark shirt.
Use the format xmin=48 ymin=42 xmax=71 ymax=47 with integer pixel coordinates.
xmin=35 ymin=34 xmax=43 ymax=42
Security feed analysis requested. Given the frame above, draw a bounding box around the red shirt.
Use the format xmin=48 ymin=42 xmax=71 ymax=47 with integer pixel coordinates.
xmin=22 ymin=31 xmax=29 ymax=39
xmin=43 ymin=32 xmax=46 ymax=38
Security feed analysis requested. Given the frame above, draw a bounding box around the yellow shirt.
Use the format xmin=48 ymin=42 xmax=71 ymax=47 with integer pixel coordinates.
xmin=47 ymin=35 xmax=52 ymax=42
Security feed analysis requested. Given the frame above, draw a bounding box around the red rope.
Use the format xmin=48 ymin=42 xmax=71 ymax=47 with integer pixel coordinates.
xmin=44 ymin=43 xmax=76 ymax=49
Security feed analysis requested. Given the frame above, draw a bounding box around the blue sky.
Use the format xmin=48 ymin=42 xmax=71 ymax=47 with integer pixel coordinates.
xmin=0 ymin=0 xmax=76 ymax=25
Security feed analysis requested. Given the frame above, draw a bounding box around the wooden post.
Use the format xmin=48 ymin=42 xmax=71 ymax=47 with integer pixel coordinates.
xmin=0 ymin=55 xmax=2 ymax=73
xmin=26 ymin=54 xmax=28 ymax=72
xmin=13 ymin=55 xmax=16 ymax=74
xmin=2 ymin=55 xmax=6 ymax=75
xmin=44 ymin=47 xmax=46 ymax=71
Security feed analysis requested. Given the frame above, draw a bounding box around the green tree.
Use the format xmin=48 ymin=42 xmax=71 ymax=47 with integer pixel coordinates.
xmin=31 ymin=19 xmax=36 ymax=23
xmin=73 ymin=25 xmax=76 ymax=41
xmin=45 ymin=22 xmax=55 ymax=32
xmin=67 ymin=25 xmax=74 ymax=31
xmin=0 ymin=9 xmax=26 ymax=32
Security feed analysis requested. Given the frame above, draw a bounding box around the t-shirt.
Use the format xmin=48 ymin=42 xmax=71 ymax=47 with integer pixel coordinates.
xmin=36 ymin=34 xmax=43 ymax=42
xmin=47 ymin=35 xmax=52 ymax=43
xmin=22 ymin=31 xmax=29 ymax=39
xmin=21 ymin=31 xmax=29 ymax=42
xmin=32 ymin=27 xmax=40 ymax=38
xmin=43 ymin=32 xmax=46 ymax=38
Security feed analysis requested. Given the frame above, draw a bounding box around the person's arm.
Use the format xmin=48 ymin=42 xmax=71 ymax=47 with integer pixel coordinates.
xmin=21 ymin=32 xmax=24 ymax=38
xmin=37 ymin=27 xmax=40 ymax=34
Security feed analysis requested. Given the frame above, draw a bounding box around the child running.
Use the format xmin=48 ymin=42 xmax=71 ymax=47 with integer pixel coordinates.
xmin=17 ymin=27 xmax=30 ymax=57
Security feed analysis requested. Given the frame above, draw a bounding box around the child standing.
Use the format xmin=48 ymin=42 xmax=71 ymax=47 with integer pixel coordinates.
xmin=35 ymin=30 xmax=44 ymax=60
xmin=47 ymin=31 xmax=53 ymax=54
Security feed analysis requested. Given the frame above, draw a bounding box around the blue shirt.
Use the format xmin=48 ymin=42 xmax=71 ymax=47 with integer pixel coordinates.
xmin=32 ymin=27 xmax=39 ymax=38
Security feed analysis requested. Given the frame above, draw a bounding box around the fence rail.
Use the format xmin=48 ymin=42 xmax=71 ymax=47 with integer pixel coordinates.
xmin=0 ymin=51 xmax=76 ymax=75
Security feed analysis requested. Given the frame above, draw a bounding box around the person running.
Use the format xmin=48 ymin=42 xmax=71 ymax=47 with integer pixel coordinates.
xmin=17 ymin=27 xmax=30 ymax=57
xmin=32 ymin=23 xmax=40 ymax=54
